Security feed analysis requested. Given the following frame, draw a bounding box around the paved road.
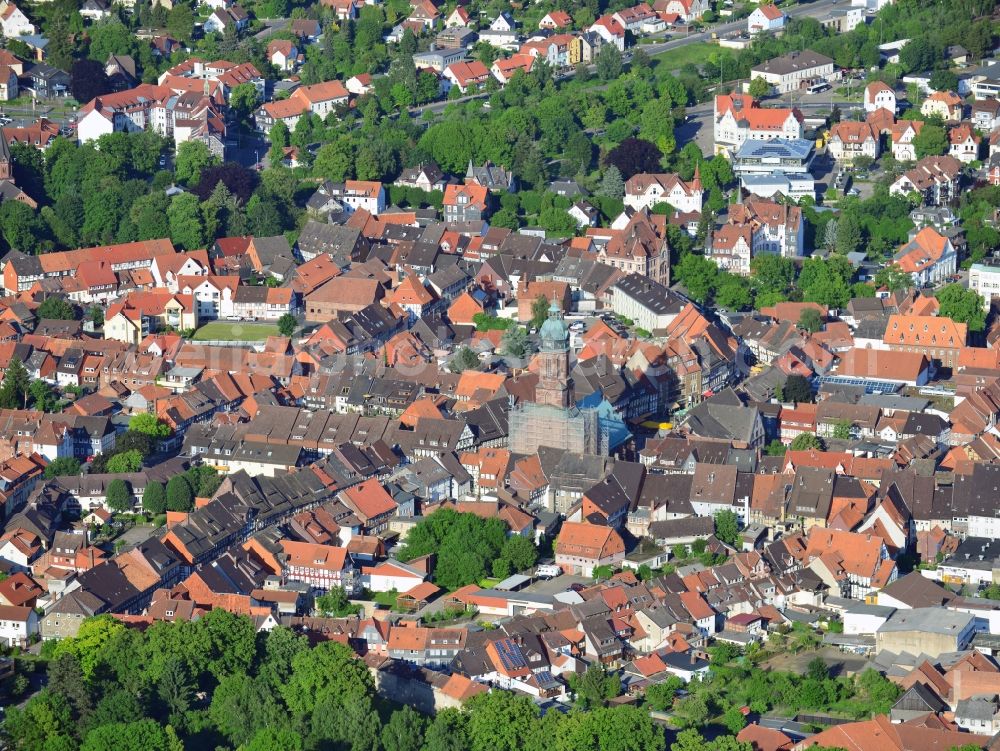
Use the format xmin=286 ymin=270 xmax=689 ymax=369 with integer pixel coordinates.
xmin=638 ymin=0 xmax=842 ymax=62
xmin=410 ymin=0 xmax=843 ymax=120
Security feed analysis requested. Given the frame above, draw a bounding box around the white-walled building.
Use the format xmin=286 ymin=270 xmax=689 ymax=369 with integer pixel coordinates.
xmin=714 ymin=93 xmax=803 ymax=155
xmin=747 ymin=3 xmax=786 ymax=34
xmin=624 ymin=171 xmax=703 ymax=213
xmin=0 ymin=605 xmax=38 ymax=647
xmin=827 ymin=121 xmax=880 ymax=163
xmin=0 ymin=1 xmax=35 ymax=38
xmin=362 ymin=559 xmax=427 ymax=592
xmin=892 ymin=226 xmax=957 ymax=287
xmin=969 ymin=258 xmax=1000 ymax=310
xmin=864 ymin=80 xmax=897 ymax=114
xmin=750 ymin=49 xmax=837 ymax=94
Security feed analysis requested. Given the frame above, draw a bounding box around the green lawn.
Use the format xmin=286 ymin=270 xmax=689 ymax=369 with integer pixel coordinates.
xmin=371 ymin=590 xmax=398 ymax=609
xmin=652 ymin=42 xmax=716 ymax=75
xmin=192 ymin=321 xmax=280 ymax=341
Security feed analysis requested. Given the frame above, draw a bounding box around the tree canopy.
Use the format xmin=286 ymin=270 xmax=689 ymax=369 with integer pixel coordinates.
xmin=397 ymin=509 xmax=531 ymax=590
xmin=936 ymin=284 xmax=987 ymax=332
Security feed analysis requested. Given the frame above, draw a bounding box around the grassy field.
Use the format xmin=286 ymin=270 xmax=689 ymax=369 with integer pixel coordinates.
xmin=652 ymin=42 xmax=716 ymax=75
xmin=372 ymin=590 xmax=398 ymax=609
xmin=192 ymin=321 xmax=280 ymax=341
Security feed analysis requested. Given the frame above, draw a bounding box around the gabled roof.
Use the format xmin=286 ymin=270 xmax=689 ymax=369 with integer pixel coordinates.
xmin=555 ymin=521 xmax=625 ymax=560
xmin=883 ymin=313 xmax=966 ymax=349
xmin=339 ymin=478 xmax=398 ymax=521
xmin=755 ymin=3 xmax=784 ymax=19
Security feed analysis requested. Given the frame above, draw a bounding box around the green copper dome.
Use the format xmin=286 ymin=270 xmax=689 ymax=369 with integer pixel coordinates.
xmin=539 ymin=300 xmax=568 ymax=348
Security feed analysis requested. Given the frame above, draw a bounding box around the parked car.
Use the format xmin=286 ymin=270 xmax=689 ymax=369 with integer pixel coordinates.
xmin=536 ymin=564 xmax=562 ymax=579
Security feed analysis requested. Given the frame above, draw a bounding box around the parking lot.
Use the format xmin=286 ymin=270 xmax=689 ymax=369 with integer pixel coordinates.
xmin=521 ymin=573 xmax=591 ymax=596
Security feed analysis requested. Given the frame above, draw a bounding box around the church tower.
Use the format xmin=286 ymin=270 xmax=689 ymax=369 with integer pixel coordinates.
xmin=0 ymin=137 xmax=10 ymax=182
xmin=535 ymin=300 xmax=571 ymax=408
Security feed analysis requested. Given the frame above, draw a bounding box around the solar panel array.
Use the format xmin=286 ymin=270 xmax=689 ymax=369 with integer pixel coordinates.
xmin=818 ymin=376 xmax=902 ymax=395
xmin=493 ymin=638 xmax=528 ymax=672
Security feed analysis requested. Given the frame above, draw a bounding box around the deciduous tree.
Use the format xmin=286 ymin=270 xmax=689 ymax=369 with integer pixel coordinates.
xmin=280 ymin=641 xmax=374 ymax=716
xmin=142 ymin=481 xmax=166 ymax=514
xmin=604 ymin=138 xmax=662 ymax=180
xmin=106 ymin=479 xmax=132 ymax=513
xmin=106 ymin=450 xmax=143 ymax=474
xmin=790 ymin=433 xmax=824 ymax=451
xmin=70 ymin=59 xmax=112 ymax=104
xmin=913 ymin=124 xmax=948 ymax=159
xmin=128 ymin=414 xmax=172 ymax=438
xmin=748 ymin=76 xmax=770 ymax=98
xmin=799 ymin=308 xmax=823 ymax=333
xmin=782 ymin=374 xmax=814 ymax=403
xmin=277 ymin=313 xmax=297 ymax=337
xmin=165 ymin=475 xmax=194 ymax=512
xmin=714 ymin=510 xmax=740 ymax=546
xmin=174 ymin=141 xmax=219 ymax=186
xmin=937 ymin=284 xmax=987 ymax=332
xmin=596 ymin=44 xmax=622 ymax=81
xmin=45 ymin=457 xmax=81 ymax=478
xmin=37 ymin=296 xmax=78 ymax=320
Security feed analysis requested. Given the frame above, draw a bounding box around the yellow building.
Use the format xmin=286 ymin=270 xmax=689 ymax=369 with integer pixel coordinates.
xmin=105 ymin=291 xmax=198 ymax=345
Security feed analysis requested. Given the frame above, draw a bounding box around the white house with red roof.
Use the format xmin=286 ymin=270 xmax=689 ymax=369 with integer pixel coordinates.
xmin=204 ymin=5 xmax=249 ymax=34
xmin=863 ymin=80 xmax=897 ymax=114
xmin=361 ymin=559 xmax=427 ymax=592
xmin=539 ymin=10 xmax=572 ymax=29
xmin=892 ymin=226 xmax=957 ymax=287
xmin=408 ymin=0 xmax=440 ymax=29
xmin=613 ymin=3 xmax=664 ymax=33
xmin=708 ymin=224 xmax=753 ymax=275
xmin=346 ymin=73 xmax=372 ymax=95
xmin=445 ymin=6 xmax=471 ymax=27
xmin=151 ymin=252 xmax=209 ymax=290
xmin=77 ymin=83 xmax=171 ymax=143
xmin=624 ymin=171 xmax=703 ymax=213
xmin=747 ymin=3 xmax=785 ymax=34
xmin=491 ymin=54 xmax=534 ymax=84
xmin=291 ymin=79 xmax=350 ymax=116
xmin=177 ymin=275 xmax=240 ymax=320
xmin=266 ymin=39 xmax=300 ymax=72
xmin=655 ymin=0 xmax=707 ymax=22
xmin=0 ymin=1 xmax=35 ymax=38
xmin=889 ymin=120 xmax=923 ymax=161
xmin=588 ymin=15 xmax=626 ymax=51
xmin=342 ymin=180 xmax=386 ymax=214
xmin=713 ymin=93 xmax=803 ymax=154
xmin=256 ymin=78 xmax=349 ymax=130
xmin=827 ymin=121 xmax=880 ymax=163
xmin=519 ymin=34 xmax=575 ymax=67
xmin=280 ymin=540 xmax=354 ymax=592
xmin=949 ymin=123 xmax=981 ymax=163
xmin=443 ymin=60 xmax=491 ymax=93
